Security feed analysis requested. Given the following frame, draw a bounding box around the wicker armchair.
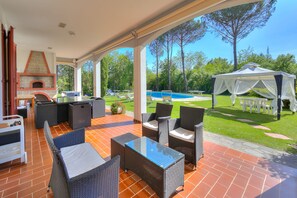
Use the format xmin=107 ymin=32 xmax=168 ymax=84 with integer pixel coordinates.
xmin=44 ymin=121 xmax=120 ymax=198
xmin=168 ymin=106 xmax=205 ymax=168
xmin=142 ymin=103 xmax=173 ymax=145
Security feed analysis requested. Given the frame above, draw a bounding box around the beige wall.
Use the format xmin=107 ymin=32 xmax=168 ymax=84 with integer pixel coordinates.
xmin=17 ymin=47 xmax=56 ymax=74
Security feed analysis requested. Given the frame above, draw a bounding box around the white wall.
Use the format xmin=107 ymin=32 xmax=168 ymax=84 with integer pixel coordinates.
xmin=16 ymin=48 xmax=30 ymax=72
xmin=17 ymin=47 xmax=56 ymax=73
xmin=44 ymin=51 xmax=56 ymax=73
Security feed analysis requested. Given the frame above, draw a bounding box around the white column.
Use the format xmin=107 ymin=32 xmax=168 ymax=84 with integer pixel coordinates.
xmin=74 ymin=65 xmax=82 ymax=94
xmin=133 ymin=45 xmax=146 ymax=121
xmin=93 ymin=60 xmax=101 ymax=97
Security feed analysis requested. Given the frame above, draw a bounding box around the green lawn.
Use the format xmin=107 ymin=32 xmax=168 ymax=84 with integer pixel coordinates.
xmin=104 ymin=95 xmax=297 ymax=153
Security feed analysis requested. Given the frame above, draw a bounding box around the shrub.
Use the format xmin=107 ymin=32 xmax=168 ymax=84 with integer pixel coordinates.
xmin=110 ymin=101 xmax=126 ymax=114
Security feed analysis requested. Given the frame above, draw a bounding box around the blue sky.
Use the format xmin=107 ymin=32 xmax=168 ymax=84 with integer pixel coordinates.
xmin=118 ymin=0 xmax=297 ymax=69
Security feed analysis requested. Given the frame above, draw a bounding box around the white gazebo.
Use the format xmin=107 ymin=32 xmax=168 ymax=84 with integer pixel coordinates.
xmin=211 ymin=63 xmax=297 ymax=120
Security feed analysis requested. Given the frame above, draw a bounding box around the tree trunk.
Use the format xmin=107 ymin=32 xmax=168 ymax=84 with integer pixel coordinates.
xmin=233 ymin=36 xmax=238 ymax=71
xmin=167 ymin=39 xmax=171 ymax=90
xmin=181 ymin=47 xmax=188 ymax=92
xmin=169 ymin=38 xmax=173 ymax=90
xmin=156 ymin=54 xmax=159 ymax=91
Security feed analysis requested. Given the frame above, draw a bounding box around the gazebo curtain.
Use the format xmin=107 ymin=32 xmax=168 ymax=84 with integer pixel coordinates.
xmin=213 ymin=79 xmax=260 ymax=105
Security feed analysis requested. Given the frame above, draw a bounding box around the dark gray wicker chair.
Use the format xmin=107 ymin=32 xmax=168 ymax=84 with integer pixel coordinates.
xmin=142 ymin=103 xmax=173 ymax=145
xmin=35 ymin=101 xmax=57 ymax=129
xmin=44 ymin=121 xmax=120 ymax=198
xmin=168 ymin=106 xmax=205 ymax=168
xmin=68 ymin=103 xmax=91 ymax=129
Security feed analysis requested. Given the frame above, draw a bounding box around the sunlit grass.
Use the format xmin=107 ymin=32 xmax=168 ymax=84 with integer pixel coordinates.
xmin=104 ymin=94 xmax=297 ymax=153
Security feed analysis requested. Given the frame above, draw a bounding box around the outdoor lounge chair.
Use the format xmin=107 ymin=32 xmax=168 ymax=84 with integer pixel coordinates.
xmin=115 ymin=93 xmax=126 ymax=100
xmin=161 ymin=90 xmax=172 ymax=103
xmin=142 ymin=103 xmax=173 ymax=145
xmin=44 ymin=121 xmax=120 ymax=198
xmin=146 ymin=90 xmax=153 ymax=106
xmin=125 ymin=93 xmax=134 ymax=102
xmin=168 ymin=106 xmax=205 ymax=169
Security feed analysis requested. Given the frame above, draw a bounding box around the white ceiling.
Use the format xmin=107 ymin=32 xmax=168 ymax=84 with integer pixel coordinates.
xmin=0 ymin=0 xmax=186 ymax=59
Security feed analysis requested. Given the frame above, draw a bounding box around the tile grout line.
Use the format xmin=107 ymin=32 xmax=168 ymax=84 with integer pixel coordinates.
xmin=241 ymin=174 xmax=252 ymax=198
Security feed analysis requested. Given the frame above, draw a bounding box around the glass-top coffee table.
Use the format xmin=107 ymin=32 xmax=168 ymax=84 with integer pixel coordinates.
xmin=125 ymin=137 xmax=184 ymax=198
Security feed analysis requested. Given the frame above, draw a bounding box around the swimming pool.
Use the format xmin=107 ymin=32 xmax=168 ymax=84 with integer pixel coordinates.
xmin=147 ymin=91 xmax=194 ymax=99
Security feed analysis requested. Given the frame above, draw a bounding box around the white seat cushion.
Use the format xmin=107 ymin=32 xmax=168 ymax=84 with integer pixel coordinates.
xmin=169 ymin=127 xmax=194 ymax=143
xmin=61 ymin=143 xmax=105 ymax=179
xmin=143 ymin=120 xmax=158 ymax=131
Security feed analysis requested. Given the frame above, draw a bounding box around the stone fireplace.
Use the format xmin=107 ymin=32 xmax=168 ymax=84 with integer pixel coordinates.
xmin=17 ymin=51 xmax=57 ymax=99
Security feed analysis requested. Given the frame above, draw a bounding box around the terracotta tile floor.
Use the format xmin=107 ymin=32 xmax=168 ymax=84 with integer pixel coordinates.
xmin=0 ymin=111 xmax=297 ymax=198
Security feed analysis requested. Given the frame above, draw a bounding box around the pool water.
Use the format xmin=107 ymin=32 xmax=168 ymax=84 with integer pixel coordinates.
xmin=147 ymin=91 xmax=193 ymax=99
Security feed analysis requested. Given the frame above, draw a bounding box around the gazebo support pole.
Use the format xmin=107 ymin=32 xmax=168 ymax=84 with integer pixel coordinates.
xmin=211 ymin=77 xmax=216 ymax=109
xmin=274 ymin=75 xmax=283 ymax=120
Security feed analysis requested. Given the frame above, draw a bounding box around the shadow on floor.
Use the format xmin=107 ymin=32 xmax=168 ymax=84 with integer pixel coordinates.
xmin=91 ymin=120 xmax=137 ymax=130
xmin=256 ymin=177 xmax=297 ymax=198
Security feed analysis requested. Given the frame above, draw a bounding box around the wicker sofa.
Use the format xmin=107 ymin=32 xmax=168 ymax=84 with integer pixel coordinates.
xmin=44 ymin=121 xmax=120 ymax=198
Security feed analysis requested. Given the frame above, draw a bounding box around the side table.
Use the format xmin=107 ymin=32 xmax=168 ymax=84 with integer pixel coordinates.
xmin=111 ymin=133 xmax=139 ymax=169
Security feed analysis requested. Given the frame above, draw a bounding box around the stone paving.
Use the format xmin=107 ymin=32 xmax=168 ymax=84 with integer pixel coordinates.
xmin=252 ymin=125 xmax=271 ymax=131
xmin=236 ymin=118 xmax=254 ymax=123
xmin=204 ymin=131 xmax=297 ymax=169
xmin=264 ymin=133 xmax=292 ymax=140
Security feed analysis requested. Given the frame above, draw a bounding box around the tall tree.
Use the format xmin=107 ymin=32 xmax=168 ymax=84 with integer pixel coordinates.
xmin=238 ymin=47 xmax=274 ymax=69
xmin=82 ymin=60 xmax=94 ymax=96
xmin=160 ymin=30 xmax=175 ymax=90
xmin=149 ymin=37 xmax=164 ymax=91
xmin=101 ymin=57 xmax=109 ymax=97
xmin=274 ymin=54 xmax=297 ymax=75
xmin=57 ymin=64 xmax=74 ymax=93
xmin=107 ymin=52 xmax=133 ymax=91
xmin=173 ymin=19 xmax=206 ymax=92
xmin=203 ymin=58 xmax=233 ymax=75
xmin=203 ymin=0 xmax=276 ymax=70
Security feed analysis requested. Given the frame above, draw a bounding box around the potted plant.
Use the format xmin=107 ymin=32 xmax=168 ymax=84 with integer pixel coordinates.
xmin=111 ymin=101 xmax=126 ymax=115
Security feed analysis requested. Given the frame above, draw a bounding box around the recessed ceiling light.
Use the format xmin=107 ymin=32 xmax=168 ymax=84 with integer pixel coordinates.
xmin=68 ymin=31 xmax=75 ymax=36
xmin=58 ymin=23 xmax=66 ymax=28
xmin=48 ymin=47 xmax=52 ymax=50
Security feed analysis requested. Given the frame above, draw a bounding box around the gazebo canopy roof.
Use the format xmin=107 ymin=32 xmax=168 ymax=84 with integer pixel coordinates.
xmin=213 ymin=63 xmax=296 ymax=80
